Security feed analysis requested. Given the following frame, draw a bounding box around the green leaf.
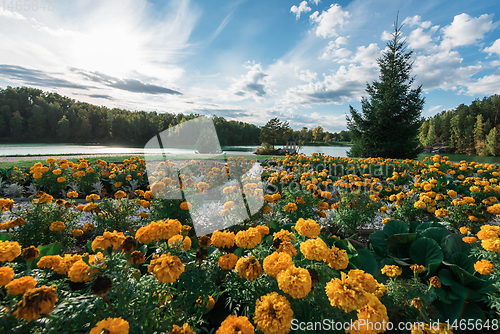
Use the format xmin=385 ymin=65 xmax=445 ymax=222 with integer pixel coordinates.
xmin=415 ymin=222 xmax=445 ymax=233
xmin=383 ymin=220 xmax=409 ymax=237
xmin=386 ymin=233 xmax=417 ymax=254
xmin=369 ymin=230 xmax=387 ymax=257
xmin=32 ymin=242 xmax=63 ymax=268
xmin=443 ymin=233 xmax=471 ymax=256
xmin=420 ymin=227 xmax=451 ymax=244
xmin=408 ymin=220 xmax=420 ymax=233
xmin=445 ymin=263 xmax=490 ymax=290
xmin=355 ymin=248 xmax=378 ymax=276
xmin=0 ymin=234 xmax=9 ymax=241
xmin=234 ymin=247 xmax=244 ymax=258
xmin=410 ymin=237 xmax=443 ymax=266
xmin=448 ymin=252 xmax=475 ymax=273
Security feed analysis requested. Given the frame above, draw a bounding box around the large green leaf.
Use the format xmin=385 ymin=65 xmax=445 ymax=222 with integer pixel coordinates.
xmin=369 ymin=230 xmax=387 ymax=257
xmin=32 ymin=242 xmax=63 ymax=268
xmin=355 ymin=248 xmax=378 ymax=276
xmin=383 ymin=220 xmax=409 ymax=237
xmin=448 ymin=252 xmax=475 ymax=273
xmin=415 ymin=222 xmax=445 ymax=233
xmin=386 ymin=233 xmax=417 ymax=253
xmin=443 ymin=233 xmax=471 ymax=256
xmin=420 ymin=227 xmax=451 ymax=244
xmin=445 ymin=263 xmax=491 ymax=290
xmin=410 ymin=237 xmax=443 ymax=266
xmin=0 ymin=234 xmax=9 ymax=241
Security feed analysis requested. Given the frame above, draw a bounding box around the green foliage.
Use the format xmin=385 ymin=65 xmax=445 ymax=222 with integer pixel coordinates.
xmin=259 ymin=118 xmax=292 ymax=148
xmin=347 ymin=19 xmax=424 ymax=159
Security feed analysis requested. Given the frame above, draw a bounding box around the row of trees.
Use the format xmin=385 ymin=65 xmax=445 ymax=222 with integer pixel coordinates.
xmin=0 ymin=87 xmax=261 ymax=146
xmin=259 ymin=118 xmax=351 ymax=149
xmin=419 ymin=95 xmax=500 ymax=156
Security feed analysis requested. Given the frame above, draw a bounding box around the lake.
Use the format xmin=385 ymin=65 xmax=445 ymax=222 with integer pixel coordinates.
xmin=1 ymin=143 xmax=500 ymax=163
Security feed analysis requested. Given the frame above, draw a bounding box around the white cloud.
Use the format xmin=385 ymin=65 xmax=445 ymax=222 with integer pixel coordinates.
xmin=298 ymin=69 xmax=318 ymax=82
xmin=229 ymin=62 xmax=270 ymax=100
xmin=428 ymin=105 xmax=443 ymax=113
xmin=441 ymin=13 xmax=498 ymax=50
xmin=381 ymin=30 xmax=392 ymax=41
xmin=407 ymin=26 xmax=439 ymax=51
xmin=414 ymin=51 xmax=482 ymax=91
xmin=320 ymin=37 xmax=352 ymax=61
xmin=465 ymin=74 xmax=500 ymax=96
xmin=309 ymin=4 xmax=350 ymax=38
xmin=290 ymin=1 xmax=311 ymax=20
xmin=403 ymin=15 xmax=431 ymax=29
xmin=352 ymin=43 xmax=381 ymax=66
xmin=0 ymin=10 xmax=27 ymax=20
xmin=309 ymin=0 xmax=321 ymax=5
xmin=484 ymin=39 xmax=500 ymax=57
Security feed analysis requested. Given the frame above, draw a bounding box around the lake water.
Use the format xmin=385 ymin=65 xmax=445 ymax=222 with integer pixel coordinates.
xmin=1 ymin=143 xmax=500 ymax=163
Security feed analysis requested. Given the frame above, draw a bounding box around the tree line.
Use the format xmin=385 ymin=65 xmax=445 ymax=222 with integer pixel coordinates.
xmin=419 ymin=95 xmax=500 ymax=156
xmin=0 ymin=86 xmax=261 ymax=146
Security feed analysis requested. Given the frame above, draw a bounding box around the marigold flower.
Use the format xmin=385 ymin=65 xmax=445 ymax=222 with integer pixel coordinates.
xmin=89 ymin=317 xmax=130 ymax=334
xmin=324 ymin=247 xmax=349 ymax=270
xmin=211 ymin=230 xmax=236 ymax=249
xmin=253 ymin=292 xmax=293 ymax=334
xmin=49 ymin=221 xmax=65 ymax=232
xmin=0 ymin=266 xmax=15 ymax=286
xmin=168 ymin=235 xmax=191 ymax=251
xmin=136 ymin=219 xmax=183 ymax=244
xmin=22 ymin=246 xmax=40 ymax=261
xmin=180 ymin=201 xmax=192 ymax=210
xmin=429 ymin=276 xmax=441 ymax=288
xmin=325 ymin=271 xmax=367 ymax=313
xmin=92 ymin=230 xmax=126 ymax=251
xmin=114 ymin=190 xmax=127 ymax=199
xmin=462 ymin=236 xmax=477 ymax=244
xmin=262 ymin=205 xmax=271 ymax=214
xmin=296 ymin=197 xmax=306 ymax=204
xmin=474 ymin=259 xmax=494 ymax=275
xmin=273 ymin=229 xmax=295 ymax=242
xmin=14 ymin=285 xmax=57 ymax=322
xmin=382 ymin=217 xmax=391 ymax=225
xmin=217 ymin=315 xmax=254 ymax=334
xmin=0 ymin=240 xmax=22 ymax=262
xmin=168 ymin=323 xmax=195 ymax=334
xmin=460 ymin=226 xmax=471 ymax=235
xmin=218 ymin=253 xmax=238 ymax=270
xmin=413 ymin=201 xmax=427 ymax=209
xmin=148 ymin=253 xmax=185 ymax=283
xmin=447 ymin=190 xmax=457 ymax=197
xmin=68 ymin=260 xmax=98 ymax=283
xmin=482 ymin=237 xmax=500 ymax=252
xmin=410 ymin=264 xmax=425 ymax=274
xmin=196 ymin=295 xmax=215 ymax=309
xmin=72 ymin=229 xmax=84 ymax=237
xmin=255 ymin=225 xmax=270 ymax=236
xmin=235 ymin=256 xmax=263 ymax=280
xmin=128 ymin=251 xmax=145 ymax=266
xmin=381 ymin=265 xmax=402 ymax=277
xmin=318 ymin=201 xmax=330 ymax=210
xmin=284 ymin=203 xmax=298 ymax=213
xmin=300 ymin=238 xmax=328 ymax=261
xmin=263 ymin=252 xmax=293 ymax=278
xmin=276 ymin=266 xmax=312 ymax=299
xmin=295 ymin=218 xmax=321 ymax=238
xmin=235 ymin=227 xmax=262 ymax=249
xmin=346 ymin=293 xmax=389 ymax=334
xmin=435 ymin=208 xmax=448 ymax=218
xmin=6 ymin=276 xmax=37 ymax=295
xmin=83 ymin=223 xmax=95 ymax=232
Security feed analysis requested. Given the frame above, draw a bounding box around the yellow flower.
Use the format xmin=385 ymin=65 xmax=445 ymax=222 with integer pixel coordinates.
xmin=381 ymin=265 xmax=402 ymax=277
xmin=413 ymin=201 xmax=426 ymax=209
xmin=429 ymin=276 xmax=441 ymax=288
xmin=22 ymin=246 xmax=40 ymax=261
xmin=216 ymin=315 xmax=255 ymax=334
xmin=168 ymin=323 xmax=195 ymax=334
xmin=89 ymin=317 xmax=130 ymax=334
xmin=148 ymin=253 xmax=185 ymax=283
xmin=49 ymin=221 xmax=65 ymax=232
xmin=435 ymin=208 xmax=448 ymax=217
xmin=168 ymin=235 xmax=191 ymax=251
xmin=14 ymin=285 xmax=57 ymax=322
xmin=295 ymin=218 xmax=321 ymax=239
xmin=382 ymin=217 xmax=391 ymax=225
xmin=68 ymin=260 xmax=99 ymax=283
xmin=135 ymin=220 xmax=182 ymax=244
xmin=72 ymin=229 xmax=84 ymax=237
xmin=0 ymin=266 xmax=15 ymax=286
xmin=218 ymin=253 xmax=238 ymax=270
xmin=180 ymin=201 xmax=192 ymax=210
xmin=256 ymin=225 xmax=270 ymax=236
xmin=324 ymin=247 xmax=349 ymax=270
xmin=6 ymin=276 xmax=37 ymax=295
xmin=474 ymin=259 xmax=494 ymax=275
xmin=262 ymin=205 xmax=271 ymax=214
xmin=296 ymin=197 xmax=306 ymax=204
xmin=92 ymin=230 xmax=126 ymax=251
xmin=211 ymin=230 xmax=236 ymax=249
xmin=235 ymin=227 xmax=262 ymax=249
xmin=223 ymin=201 xmax=235 ymax=210
xmin=196 ymin=295 xmax=215 ymax=309
xmin=283 ymin=203 xmax=298 ymax=212
xmin=325 ymin=271 xmax=367 ymax=313
xmin=410 ymin=264 xmax=425 ymax=274
xmin=482 ymin=237 xmax=500 ymax=252
xmin=0 ymin=240 xmax=22 ymax=262
xmin=273 ymin=229 xmax=295 ymax=242
xmin=235 ymin=256 xmax=263 ymax=280
xmin=460 ymin=226 xmax=471 ymax=235
xmin=253 ymin=292 xmax=293 ymax=334
xmin=276 ymin=266 xmax=312 ymax=299
xmin=114 ymin=190 xmax=127 ymax=199
xmin=57 ymin=177 xmax=66 ymax=183
xmin=86 ymin=194 xmax=100 ymax=201
xmin=277 ymin=240 xmax=297 ymax=257
xmin=462 ymin=236 xmax=477 ymax=244
xmin=129 ymin=251 xmax=146 ymax=265
xmin=300 ymin=238 xmax=328 ymax=261
xmin=263 ymin=252 xmax=294 ymax=278
xmin=346 ymin=293 xmax=389 ymax=334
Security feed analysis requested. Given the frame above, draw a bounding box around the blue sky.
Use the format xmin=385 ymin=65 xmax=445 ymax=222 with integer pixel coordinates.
xmin=0 ymin=0 xmax=499 ymax=132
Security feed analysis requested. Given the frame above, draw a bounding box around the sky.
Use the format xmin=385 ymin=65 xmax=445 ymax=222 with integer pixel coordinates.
xmin=0 ymin=0 xmax=499 ymax=133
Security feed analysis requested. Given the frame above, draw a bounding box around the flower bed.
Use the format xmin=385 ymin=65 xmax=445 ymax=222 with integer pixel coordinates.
xmin=0 ymin=154 xmax=499 ymax=333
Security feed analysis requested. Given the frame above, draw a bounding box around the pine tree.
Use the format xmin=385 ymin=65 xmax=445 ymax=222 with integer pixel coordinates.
xmin=347 ymin=17 xmax=424 ymax=159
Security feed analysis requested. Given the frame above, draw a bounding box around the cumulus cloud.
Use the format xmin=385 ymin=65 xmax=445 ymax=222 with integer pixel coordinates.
xmin=484 ymin=39 xmax=500 ymax=57
xmin=428 ymin=105 xmax=443 ymax=113
xmin=0 ymin=64 xmax=88 ymax=89
xmin=309 ymin=4 xmax=350 ymax=38
xmin=309 ymin=0 xmax=321 ymax=5
xmin=381 ymin=30 xmax=393 ymax=41
xmin=440 ymin=13 xmax=498 ymax=50
xmin=465 ymin=74 xmax=500 ymax=96
xmin=290 ymin=1 xmax=311 ymax=20
xmin=320 ymin=37 xmax=352 ymax=61
xmin=403 ymin=15 xmax=431 ymax=29
xmin=407 ymin=26 xmax=440 ymax=51
xmin=413 ymin=51 xmax=482 ymax=90
xmin=230 ymin=62 xmax=270 ymax=99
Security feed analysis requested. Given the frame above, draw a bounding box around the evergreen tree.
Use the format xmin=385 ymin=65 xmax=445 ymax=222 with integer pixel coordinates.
xmin=485 ymin=127 xmax=498 ymax=156
xmin=474 ymin=114 xmax=487 ymax=155
xmin=259 ymin=118 xmax=291 ymax=148
xmin=347 ymin=17 xmax=424 ymax=158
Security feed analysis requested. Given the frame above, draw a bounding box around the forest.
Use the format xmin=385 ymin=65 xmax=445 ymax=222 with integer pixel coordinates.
xmin=0 ymin=86 xmax=261 ymax=146
xmin=419 ymin=95 xmax=500 ymax=156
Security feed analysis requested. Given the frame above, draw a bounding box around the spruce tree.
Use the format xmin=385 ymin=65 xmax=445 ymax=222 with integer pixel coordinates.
xmin=347 ymin=17 xmax=425 ymax=159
